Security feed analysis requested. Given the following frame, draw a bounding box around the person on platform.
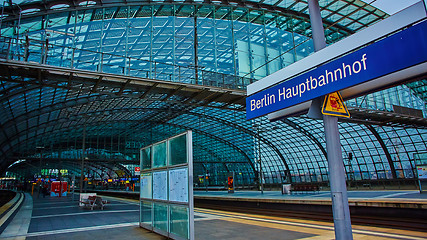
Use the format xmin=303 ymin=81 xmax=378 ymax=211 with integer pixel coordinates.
xmin=42 ymin=184 xmax=48 ymax=197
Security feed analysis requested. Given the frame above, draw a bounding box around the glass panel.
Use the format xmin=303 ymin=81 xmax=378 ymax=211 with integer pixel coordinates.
xmin=152 ymin=141 xmax=167 ymax=168
xmin=170 ymin=205 xmax=189 ymax=239
xmin=140 ymin=200 xmax=153 ymax=227
xmin=141 ymin=147 xmax=151 ymax=170
xmin=153 ymin=202 xmax=168 ymax=232
xmin=169 ymin=134 xmax=187 ymax=166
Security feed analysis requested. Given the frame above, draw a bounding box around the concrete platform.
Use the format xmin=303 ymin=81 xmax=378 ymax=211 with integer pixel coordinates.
xmin=0 ymin=193 xmax=160 ymax=240
xmin=1 ymin=192 xmax=427 ymax=240
xmin=194 ymin=190 xmax=427 ymax=209
xmin=0 ymin=193 xmax=315 ymax=240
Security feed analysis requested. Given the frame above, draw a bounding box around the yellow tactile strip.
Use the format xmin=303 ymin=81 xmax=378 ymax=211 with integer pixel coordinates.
xmin=195 ymin=196 xmax=427 ymax=209
xmin=0 ymin=193 xmax=23 ymax=228
xmin=195 ymin=208 xmax=427 ymax=240
xmin=0 ymin=193 xmax=20 ymax=216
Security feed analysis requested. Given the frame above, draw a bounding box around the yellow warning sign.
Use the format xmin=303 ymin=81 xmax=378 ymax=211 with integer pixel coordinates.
xmin=322 ymin=91 xmax=350 ymax=118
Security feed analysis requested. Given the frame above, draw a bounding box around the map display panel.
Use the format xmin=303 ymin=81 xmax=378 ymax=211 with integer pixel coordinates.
xmin=153 ymin=171 xmax=168 ymax=200
xmin=140 ymin=173 xmax=152 ymax=199
xmin=169 ymin=168 xmax=188 ymax=203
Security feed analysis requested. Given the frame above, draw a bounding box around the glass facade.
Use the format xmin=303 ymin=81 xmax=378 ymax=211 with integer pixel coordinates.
xmin=0 ymin=4 xmax=327 ymax=88
xmin=0 ymin=0 xmax=426 ymax=189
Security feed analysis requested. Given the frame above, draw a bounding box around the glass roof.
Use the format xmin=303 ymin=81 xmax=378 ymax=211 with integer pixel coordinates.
xmin=2 ymin=0 xmax=388 ymax=35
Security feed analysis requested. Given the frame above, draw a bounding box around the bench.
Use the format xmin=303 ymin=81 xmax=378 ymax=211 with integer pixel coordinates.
xmin=80 ymin=196 xmax=108 ymax=210
xmin=290 ymin=184 xmax=320 ymax=194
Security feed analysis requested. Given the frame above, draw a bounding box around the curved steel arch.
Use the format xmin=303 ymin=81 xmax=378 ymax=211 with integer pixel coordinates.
xmin=162 ymin=121 xmax=256 ymax=170
xmin=0 ymin=115 xmax=256 ymax=174
xmin=0 ymin=84 xmax=43 ymax=103
xmin=281 ymin=118 xmax=328 ymax=159
xmin=6 ymin=154 xmax=134 ymax=178
xmin=365 ymin=124 xmax=397 ymax=179
xmin=193 ymin=142 xmax=232 ymax=164
xmin=113 ymin=162 xmax=133 ymax=178
xmin=5 ymin=158 xmax=82 ymax=178
xmin=2 ymin=103 xmax=252 ymax=159
xmin=1 ymin=94 xmax=115 ymax=130
xmin=0 ymin=104 xmax=284 ymax=175
xmin=121 ymin=118 xmax=256 ymax=171
xmin=184 ymin=110 xmax=292 ymax=176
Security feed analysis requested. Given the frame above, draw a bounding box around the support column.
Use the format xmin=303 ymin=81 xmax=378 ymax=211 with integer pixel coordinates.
xmin=194 ymin=13 xmax=199 ymax=84
xmin=307 ymin=1 xmax=353 ymax=239
xmin=257 ymin=127 xmax=263 ymax=194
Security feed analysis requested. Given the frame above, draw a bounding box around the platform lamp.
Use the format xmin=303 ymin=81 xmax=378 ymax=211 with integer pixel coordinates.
xmin=253 ymin=124 xmax=279 ymax=194
xmin=36 ymin=146 xmax=44 ymax=197
xmin=79 ymin=115 xmax=90 ymax=195
xmin=36 ymin=146 xmax=45 ymax=177
xmin=79 ymin=124 xmax=86 ymax=195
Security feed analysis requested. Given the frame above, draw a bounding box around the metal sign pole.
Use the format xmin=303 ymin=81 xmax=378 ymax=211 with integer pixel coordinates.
xmin=72 ymin=174 xmax=75 ymax=201
xmin=307 ymin=1 xmax=353 ymax=239
xmin=323 ymin=115 xmax=353 ymax=239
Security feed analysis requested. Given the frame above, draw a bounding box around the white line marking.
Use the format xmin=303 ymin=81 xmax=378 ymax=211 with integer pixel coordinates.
xmin=373 ymin=192 xmax=417 ymax=199
xmin=94 ymin=195 xmax=140 ymax=206
xmin=194 ymin=212 xmax=229 ymax=221
xmin=36 ymin=203 xmax=130 ymax=210
xmin=33 ymin=201 xmax=78 ymax=207
xmin=31 ymin=209 xmax=139 ymax=219
xmin=310 ymin=192 xmax=331 ymax=197
xmin=26 ymin=222 xmax=139 ymax=237
xmin=35 ymin=205 xmax=80 ymax=210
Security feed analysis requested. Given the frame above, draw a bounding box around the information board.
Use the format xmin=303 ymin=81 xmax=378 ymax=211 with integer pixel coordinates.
xmin=140 ymin=173 xmax=152 ymax=199
xmin=169 ymin=168 xmax=189 ymax=203
xmin=153 ymin=171 xmax=168 ymax=200
xmin=417 ymin=167 xmax=427 ymax=180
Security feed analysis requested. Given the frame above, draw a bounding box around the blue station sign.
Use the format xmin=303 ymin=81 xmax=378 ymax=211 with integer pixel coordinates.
xmin=246 ymin=20 xmax=427 ymax=120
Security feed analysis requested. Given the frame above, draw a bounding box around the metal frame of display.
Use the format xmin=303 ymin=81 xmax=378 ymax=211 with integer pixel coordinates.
xmin=139 ymin=131 xmax=194 ymax=240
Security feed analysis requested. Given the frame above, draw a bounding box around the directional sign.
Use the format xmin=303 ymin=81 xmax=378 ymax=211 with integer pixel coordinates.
xmin=246 ymin=20 xmax=427 ymax=120
xmin=322 ymin=92 xmax=350 ymax=118
xmin=135 ymin=167 xmax=141 ymax=175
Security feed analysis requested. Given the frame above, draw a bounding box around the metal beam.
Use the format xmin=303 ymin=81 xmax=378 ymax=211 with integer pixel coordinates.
xmin=281 ymin=118 xmax=328 ymax=159
xmin=365 ymin=125 xmax=398 ymax=179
